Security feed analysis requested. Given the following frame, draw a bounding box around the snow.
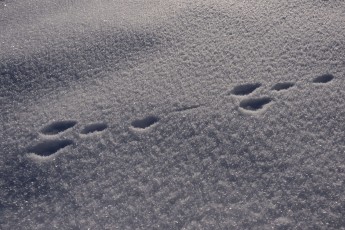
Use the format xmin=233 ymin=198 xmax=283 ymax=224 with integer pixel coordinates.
xmin=1 ymin=0 xmax=345 ymax=229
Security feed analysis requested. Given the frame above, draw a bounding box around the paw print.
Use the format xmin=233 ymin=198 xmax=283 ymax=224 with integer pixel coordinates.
xmin=229 ymin=73 xmax=335 ymax=114
xmin=25 ymin=73 xmax=335 ymax=160
xmin=27 ymin=120 xmax=108 ymax=160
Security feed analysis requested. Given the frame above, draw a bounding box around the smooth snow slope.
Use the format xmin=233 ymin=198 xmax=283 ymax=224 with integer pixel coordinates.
xmin=1 ymin=0 xmax=345 ymax=229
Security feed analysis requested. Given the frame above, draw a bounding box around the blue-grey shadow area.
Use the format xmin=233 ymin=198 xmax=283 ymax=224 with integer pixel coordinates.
xmin=0 ymin=29 xmax=161 ymax=100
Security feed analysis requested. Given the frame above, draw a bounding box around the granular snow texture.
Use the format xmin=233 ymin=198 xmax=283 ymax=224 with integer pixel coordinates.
xmin=1 ymin=0 xmax=345 ymax=229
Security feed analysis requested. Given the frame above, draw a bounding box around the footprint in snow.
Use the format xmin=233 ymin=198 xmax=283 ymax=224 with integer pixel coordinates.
xmin=230 ymin=82 xmax=272 ymax=112
xmin=312 ymin=73 xmax=334 ymax=84
xmin=40 ymin=120 xmax=77 ymax=135
xmin=231 ymin=73 xmax=334 ymax=113
xmin=27 ymin=120 xmax=108 ymax=160
xmin=131 ymin=116 xmax=159 ymax=131
xmin=239 ymin=97 xmax=272 ymax=112
xmin=80 ymin=122 xmax=108 ymax=135
xmin=230 ymin=83 xmax=262 ymax=96
xmin=27 ymin=139 xmax=74 ymax=158
xmin=271 ymin=82 xmax=295 ymax=91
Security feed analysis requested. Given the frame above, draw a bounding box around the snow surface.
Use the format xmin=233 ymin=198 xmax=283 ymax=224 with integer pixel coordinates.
xmin=1 ymin=0 xmax=345 ymax=229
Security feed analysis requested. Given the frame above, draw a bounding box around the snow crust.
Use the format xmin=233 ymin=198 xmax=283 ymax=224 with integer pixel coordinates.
xmin=1 ymin=0 xmax=345 ymax=229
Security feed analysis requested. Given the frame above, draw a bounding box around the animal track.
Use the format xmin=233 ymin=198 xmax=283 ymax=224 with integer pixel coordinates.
xmin=40 ymin=120 xmax=77 ymax=135
xmin=313 ymin=74 xmax=334 ymax=83
xmin=26 ymin=71 xmax=336 ymax=160
xmin=271 ymin=82 xmax=294 ymax=91
xmin=231 ymin=83 xmax=261 ymax=96
xmin=81 ymin=123 xmax=108 ymax=134
xmin=131 ymin=116 xmax=159 ymax=129
xmin=27 ymin=120 xmax=108 ymax=160
xmin=239 ymin=97 xmax=272 ymax=111
xmin=236 ymin=73 xmax=333 ymax=112
xmin=27 ymin=139 xmax=73 ymax=157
